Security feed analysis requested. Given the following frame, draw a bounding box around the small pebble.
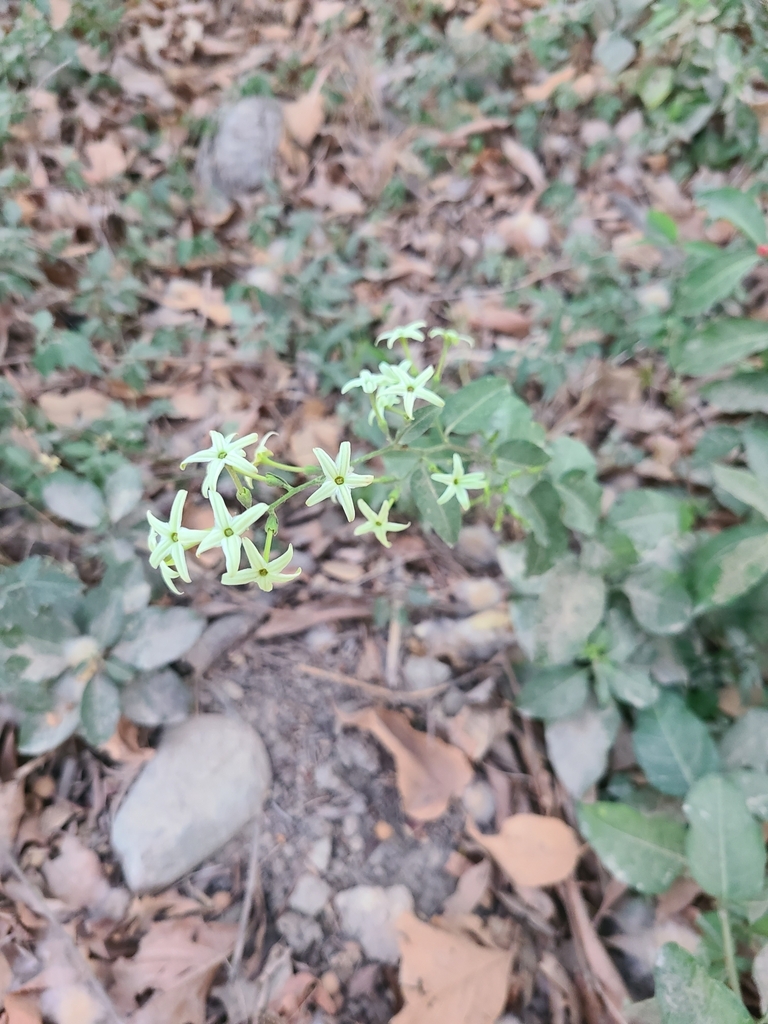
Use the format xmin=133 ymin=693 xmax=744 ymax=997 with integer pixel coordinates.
xmin=342 ymin=814 xmax=359 ymax=838
xmin=289 ymin=873 xmax=333 ymax=918
xmin=462 ymin=779 xmax=496 ymax=826
xmin=402 ymin=655 xmax=451 ymax=691
xmin=308 ymin=836 xmax=332 ymax=873
xmin=276 ymin=911 xmax=323 ymax=955
xmin=374 ymin=821 xmax=394 ymax=841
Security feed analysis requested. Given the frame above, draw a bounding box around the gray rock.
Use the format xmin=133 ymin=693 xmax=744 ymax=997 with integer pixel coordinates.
xmin=402 ymin=655 xmax=451 ymax=691
xmin=462 ymin=779 xmax=496 ymax=826
xmin=307 ymin=836 xmax=332 ymax=873
xmin=183 ymin=613 xmax=264 ymax=676
xmin=334 ymin=884 xmax=414 ymax=964
xmin=197 ymin=96 xmax=283 ymax=198
xmin=111 ymin=714 xmax=270 ymax=891
xmin=276 ymin=911 xmax=323 ymax=955
xmin=457 ymin=524 xmax=498 ymax=567
xmin=289 ymin=873 xmax=332 ymax=917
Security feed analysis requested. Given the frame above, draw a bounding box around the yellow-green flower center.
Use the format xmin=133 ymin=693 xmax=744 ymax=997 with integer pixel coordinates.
xmin=259 ymin=568 xmax=268 ymax=576
xmin=224 ymin=527 xmax=234 ymax=537
xmin=334 ymin=475 xmax=345 ymax=485
xmin=171 ymin=532 xmax=179 ymax=542
xmin=218 ymin=451 xmax=227 ymax=459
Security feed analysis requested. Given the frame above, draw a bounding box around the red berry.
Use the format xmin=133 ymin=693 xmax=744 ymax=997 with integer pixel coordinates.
xmin=758 ymin=244 xmax=768 ymax=257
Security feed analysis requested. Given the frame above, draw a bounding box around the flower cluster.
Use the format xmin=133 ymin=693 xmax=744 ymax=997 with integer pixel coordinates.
xmin=146 ymin=323 xmax=488 ymax=595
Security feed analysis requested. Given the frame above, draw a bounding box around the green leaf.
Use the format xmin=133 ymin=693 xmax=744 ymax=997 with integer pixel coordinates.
xmin=712 ymin=532 xmax=768 ymax=606
xmin=546 ymin=701 xmax=620 ymax=798
xmin=699 ymin=188 xmax=768 ymax=247
xmin=721 ymin=710 xmax=768 ymax=773
xmin=87 ymin=588 xmax=125 ymax=651
xmin=730 ymin=770 xmax=768 ymax=820
xmin=536 ymin=565 xmax=606 ymax=663
xmin=410 ymin=462 xmax=461 ymax=545
xmin=0 ymin=558 xmax=80 ymax=627
xmin=548 ymin=436 xmax=597 ymax=480
xmin=577 ymin=802 xmax=686 ymax=894
xmin=594 ymin=31 xmax=636 ymax=74
xmin=111 ymin=607 xmax=205 ymax=672
xmin=555 ymin=469 xmax=602 ymax=537
xmin=441 ymin=376 xmax=510 ymax=436
xmin=684 ymin=773 xmax=766 ymax=901
xmin=703 ymin=373 xmax=768 ymax=415
xmin=624 ymin=564 xmax=693 ymax=636
xmin=638 ymin=66 xmax=674 ymax=110
xmin=691 ymin=524 xmax=768 ymax=606
xmin=495 ymin=439 xmax=550 ymax=470
xmin=674 ymin=319 xmax=768 ymax=376
xmin=655 ymin=943 xmax=753 ymax=1024
xmin=676 ymin=250 xmax=760 ymax=318
xmin=646 ymin=208 xmax=678 ymax=243
xmin=396 ymin=406 xmax=441 ymax=444
xmin=507 ymin=479 xmax=567 ymax=550
xmin=634 ymin=692 xmax=720 ymax=797
xmin=607 ymin=490 xmax=684 ymax=554
xmin=105 ymin=463 xmax=143 ymax=523
xmin=518 ymin=665 xmax=590 ymax=721
xmin=744 ymin=420 xmax=768 ymax=478
xmin=42 ymin=471 xmax=105 ymax=529
xmin=593 ymin=661 xmax=659 ymax=709
xmin=713 ymin=464 xmax=768 ymax=520
xmin=80 ymin=673 xmax=121 ymax=746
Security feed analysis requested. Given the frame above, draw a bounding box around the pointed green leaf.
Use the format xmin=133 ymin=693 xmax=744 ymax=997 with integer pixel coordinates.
xmin=577 ymin=802 xmax=686 ymax=894
xmin=675 ymin=319 xmax=768 ymax=376
xmin=712 ymin=532 xmax=768 ymax=606
xmin=634 ymin=692 xmax=720 ymax=796
xmin=624 ymin=564 xmax=693 ymax=636
xmin=80 ymin=673 xmax=121 ymax=746
xmin=441 ymin=376 xmax=510 ymax=436
xmin=410 ymin=462 xmax=461 ymax=545
xmin=555 ymin=469 xmax=602 ymax=537
xmin=495 ymin=439 xmax=550 ymax=470
xmin=518 ymin=665 xmax=590 ymax=721
xmin=655 ymin=943 xmax=753 ymax=1024
xmin=713 ymin=464 xmax=768 ymax=520
xmin=676 ymin=250 xmax=759 ymax=317
xmin=691 ymin=524 xmax=768 ymax=606
xmin=703 ymin=373 xmax=768 ymax=414
xmin=730 ymin=770 xmax=768 ymax=820
xmin=699 ymin=188 xmax=767 ymax=246
xmin=684 ymin=773 xmax=766 ymax=901
xmin=594 ymin=661 xmax=659 ymax=709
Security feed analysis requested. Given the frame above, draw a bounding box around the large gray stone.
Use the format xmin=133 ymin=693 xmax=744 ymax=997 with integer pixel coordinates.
xmin=196 ymin=97 xmax=283 ymax=198
xmin=111 ymin=714 xmax=270 ymax=891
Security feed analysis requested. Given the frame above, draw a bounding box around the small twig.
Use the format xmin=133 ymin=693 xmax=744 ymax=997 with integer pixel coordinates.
xmin=385 ymin=595 xmax=403 ymax=688
xmin=298 ymin=663 xmax=449 ymax=704
xmin=231 ymin=812 xmax=264 ymax=977
xmin=718 ymin=904 xmax=741 ymax=996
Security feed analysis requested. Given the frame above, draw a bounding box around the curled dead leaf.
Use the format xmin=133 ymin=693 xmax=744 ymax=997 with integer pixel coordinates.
xmin=523 ymin=65 xmax=576 ymax=103
xmin=467 ymin=814 xmax=580 ymax=887
xmin=162 ymin=279 xmax=232 ymax=326
xmin=284 ymin=88 xmax=325 ymax=149
xmin=393 ymin=912 xmax=512 ymax=1024
xmin=339 ymin=707 xmax=473 ymax=821
xmin=38 ymin=389 xmax=111 ymax=429
xmin=500 ymin=137 xmax=547 ymax=192
xmin=82 ymin=137 xmax=128 ymax=184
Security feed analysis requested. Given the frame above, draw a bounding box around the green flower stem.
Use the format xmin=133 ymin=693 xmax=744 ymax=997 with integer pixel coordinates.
xmin=262 ymin=458 xmax=312 ymax=474
xmin=718 ymin=905 xmax=740 ymax=996
xmin=433 ymin=340 xmax=449 ymax=383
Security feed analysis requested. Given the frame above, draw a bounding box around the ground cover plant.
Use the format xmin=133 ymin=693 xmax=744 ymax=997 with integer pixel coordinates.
xmin=4 ymin=0 xmax=768 ymax=1021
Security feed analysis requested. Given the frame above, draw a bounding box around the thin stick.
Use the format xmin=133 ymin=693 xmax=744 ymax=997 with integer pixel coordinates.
xmin=231 ymin=812 xmax=263 ymax=978
xmin=298 ymin=663 xmax=449 ymax=704
xmin=719 ymin=904 xmax=741 ymax=996
xmin=385 ymin=596 xmax=403 ymax=688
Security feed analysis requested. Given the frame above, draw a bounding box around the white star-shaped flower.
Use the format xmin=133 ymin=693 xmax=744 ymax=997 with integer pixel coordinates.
xmin=431 ymin=454 xmax=486 ymax=511
xmin=377 ymin=361 xmax=445 ymax=419
xmin=147 ymin=490 xmax=209 ymax=586
xmin=375 ymin=320 xmax=426 ymax=349
xmin=195 ymin=492 xmax=270 ymax=573
xmin=305 ymin=441 xmax=374 ymax=521
xmin=428 ymin=327 xmax=474 ymax=347
xmin=341 ymin=368 xmax=384 ymax=395
xmin=180 ymin=430 xmax=274 ymax=497
xmin=221 ymin=538 xmax=301 ymax=591
xmin=353 ymin=499 xmax=409 ymax=548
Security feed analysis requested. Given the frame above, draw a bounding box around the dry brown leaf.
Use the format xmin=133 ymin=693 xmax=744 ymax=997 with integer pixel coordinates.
xmin=39 ymin=984 xmax=102 ymax=1024
xmin=110 ymin=56 xmax=175 ymax=110
xmin=49 ymin=0 xmax=70 ymax=30
xmin=284 ymin=91 xmax=324 ymax=148
xmin=446 ymin=706 xmax=508 ymax=762
xmin=161 ymin=279 xmax=232 ymax=326
xmin=76 ymin=44 xmax=108 ymax=74
xmin=393 ymin=912 xmax=512 ymax=1024
xmin=467 ymin=814 xmax=580 ymax=887
xmin=110 ymin=917 xmax=237 ymax=1024
xmin=339 ymin=707 xmax=472 ymax=820
xmin=443 ymin=859 xmax=492 ymax=917
xmin=500 ymin=137 xmax=546 ymax=191
xmin=5 ymin=994 xmax=43 ymax=1024
xmin=302 ymin=174 xmax=365 ymax=215
xmin=257 ymin=602 xmax=371 ymax=640
xmin=0 ymin=950 xmax=12 ymax=1004
xmin=462 ymin=0 xmax=500 ymax=33
xmin=82 ymin=137 xmax=127 ymax=184
xmin=42 ymin=834 xmax=128 ymax=919
xmin=439 ymin=117 xmax=510 ymax=147
xmin=455 ymin=301 xmax=531 ymax=337
xmin=289 ymin=414 xmax=340 ymax=469
xmin=523 ymin=65 xmax=576 ymax=102
xmin=37 ymin=389 xmax=111 ymax=429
